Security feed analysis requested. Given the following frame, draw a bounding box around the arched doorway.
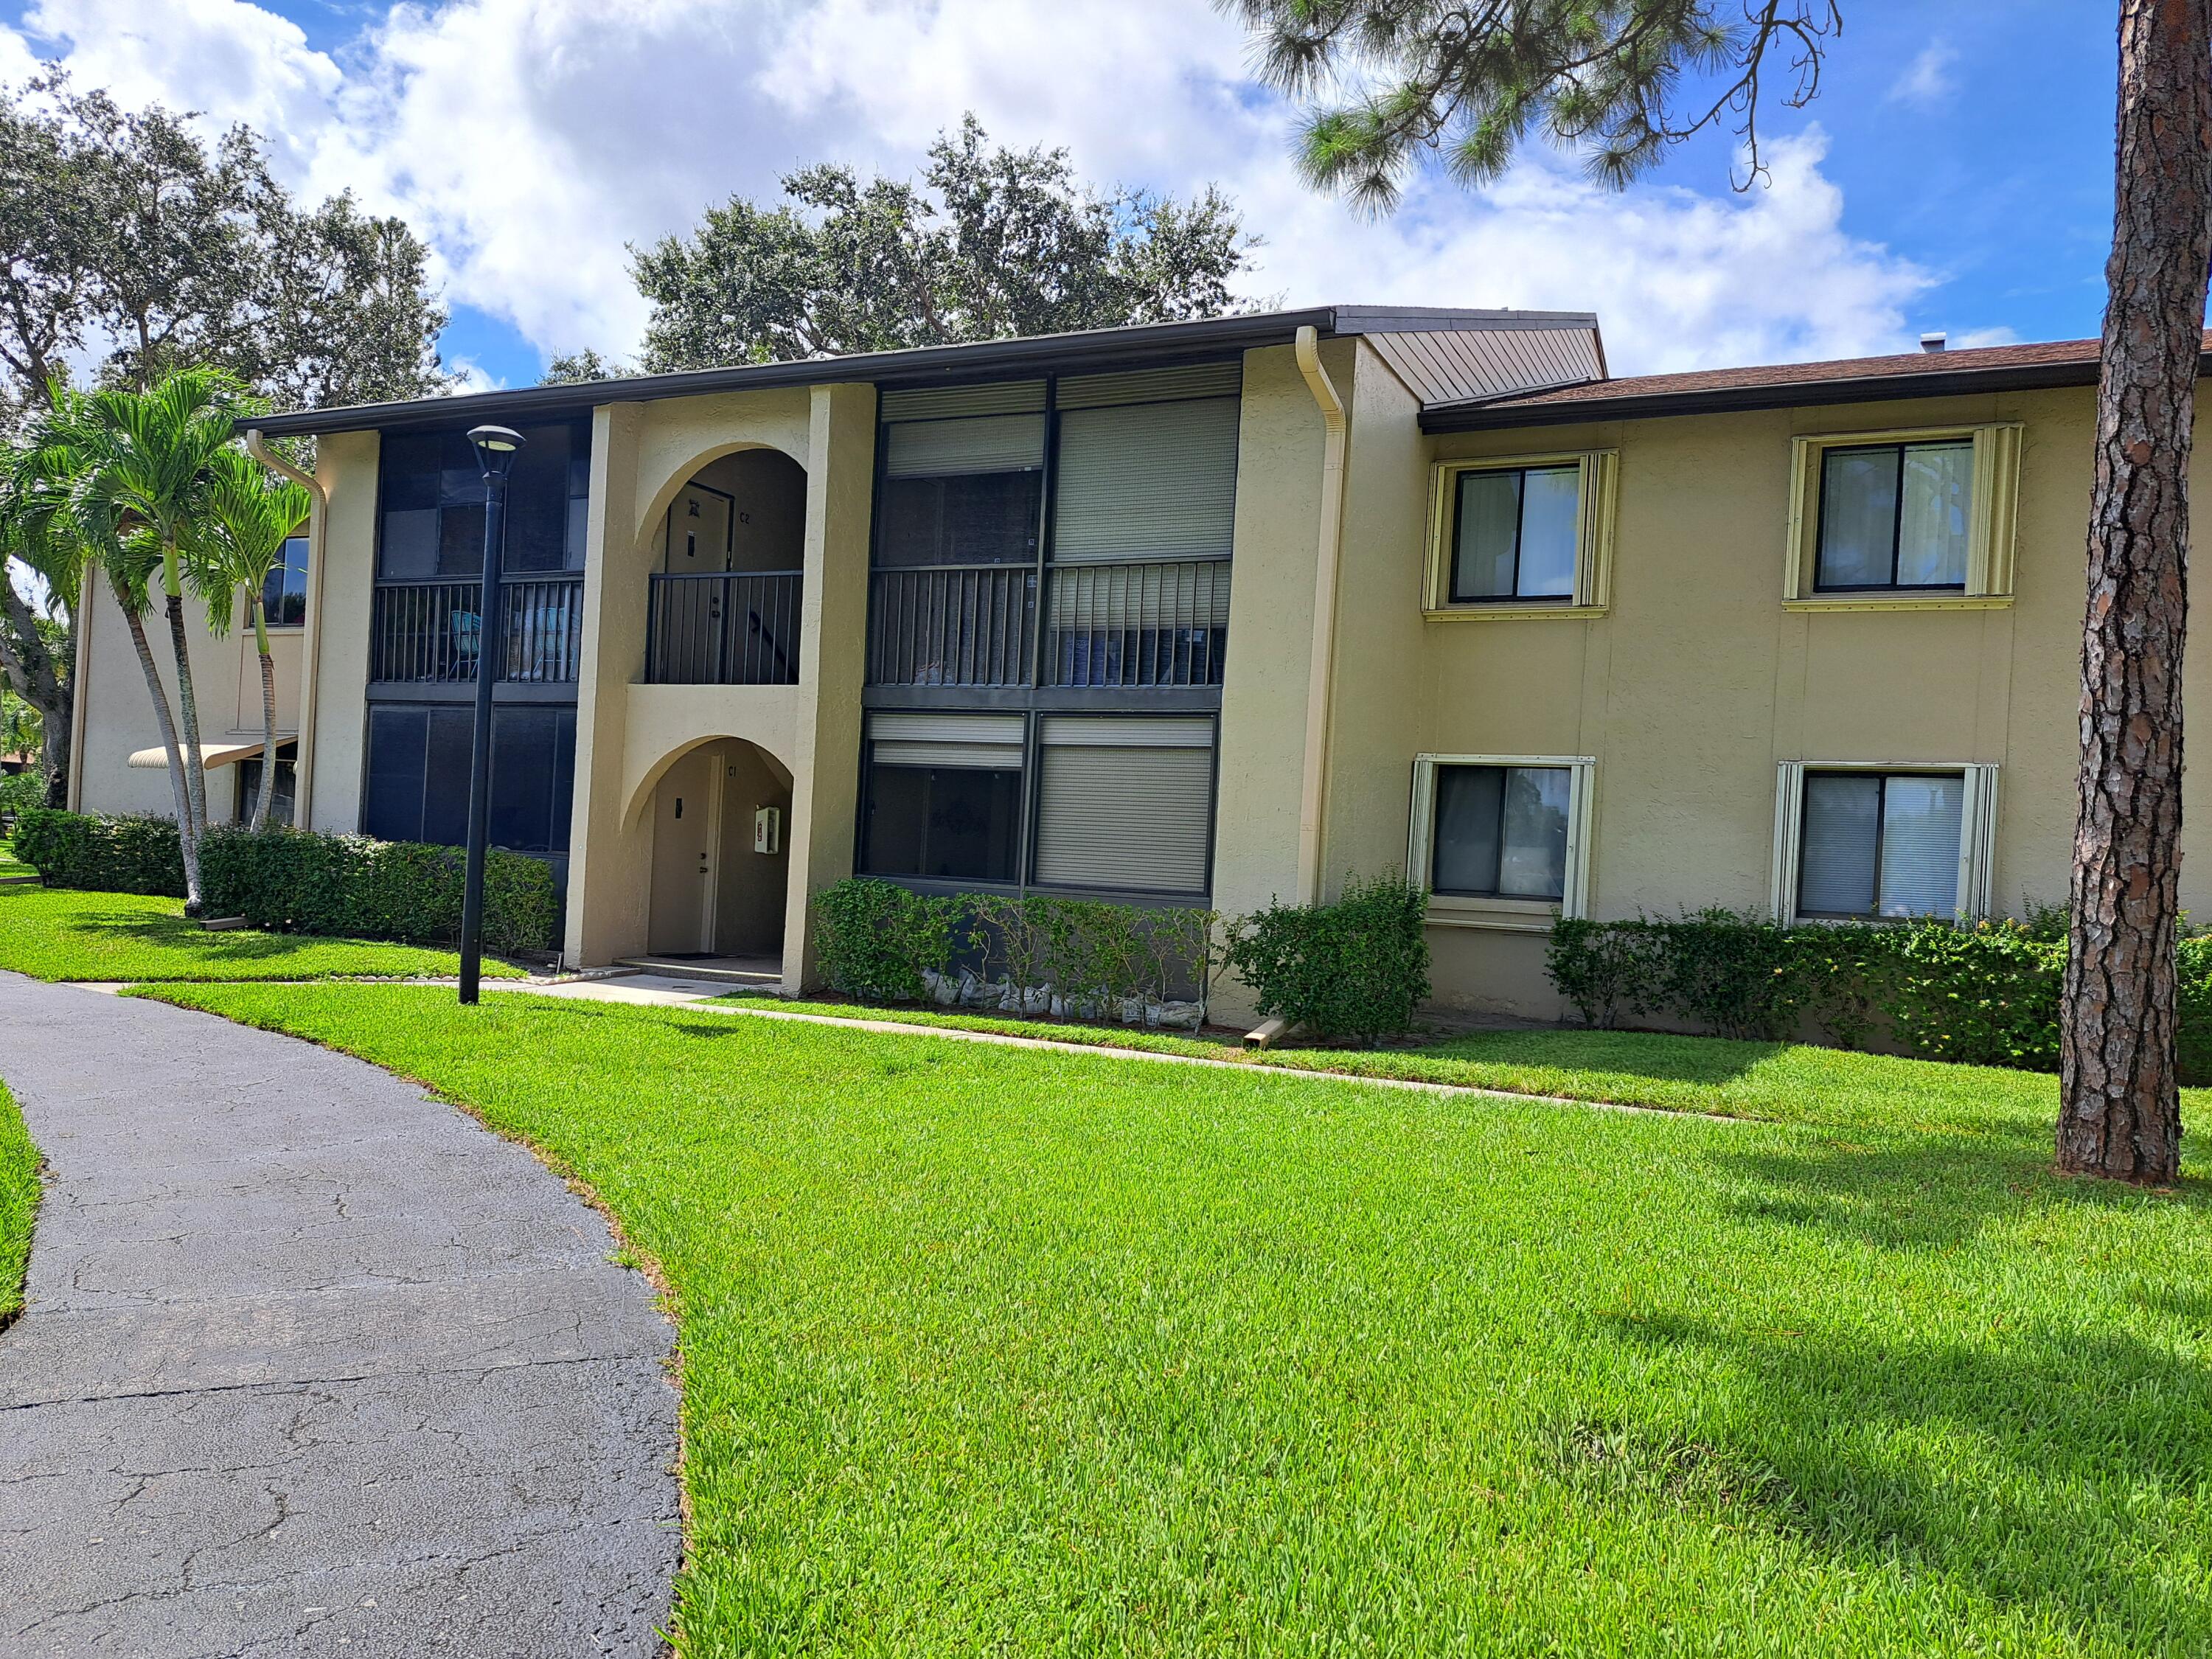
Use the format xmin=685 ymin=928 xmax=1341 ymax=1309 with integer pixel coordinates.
xmin=646 ymin=738 xmax=794 ymax=966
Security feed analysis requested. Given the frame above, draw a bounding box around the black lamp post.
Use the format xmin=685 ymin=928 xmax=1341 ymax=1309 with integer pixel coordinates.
xmin=458 ymin=423 xmax=525 ymax=1004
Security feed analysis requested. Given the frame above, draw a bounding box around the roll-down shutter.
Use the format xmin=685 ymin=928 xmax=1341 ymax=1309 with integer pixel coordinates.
xmin=1051 ymin=398 xmax=1240 ymax=564
xmin=1032 ymin=716 xmax=1214 ymax=894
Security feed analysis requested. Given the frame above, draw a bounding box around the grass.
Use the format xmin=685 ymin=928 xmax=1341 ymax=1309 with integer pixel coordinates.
xmin=145 ymin=981 xmax=2212 ymax=1657
xmin=0 ymin=1079 xmax=36 ymax=1326
xmin=0 ymin=882 xmax=526 ymax=982
xmin=0 ymin=838 xmax=29 ymax=874
xmin=722 ymin=993 xmax=2212 ymax=1136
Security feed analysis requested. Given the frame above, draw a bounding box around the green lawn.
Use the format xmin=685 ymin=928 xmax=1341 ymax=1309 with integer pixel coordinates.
xmin=722 ymin=993 xmax=2212 ymax=1135
xmin=0 ymin=883 xmax=526 ymax=982
xmin=145 ymin=981 xmax=2212 ymax=1657
xmin=0 ymin=1079 xmax=36 ymax=1326
xmin=0 ymin=838 xmax=29 ymax=874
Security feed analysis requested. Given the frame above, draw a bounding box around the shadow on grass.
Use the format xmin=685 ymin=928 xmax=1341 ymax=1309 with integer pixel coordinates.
xmin=1304 ymin=1026 xmax=1781 ymax=1087
xmin=1599 ymin=1304 xmax=2212 ymax=1646
xmin=1714 ymin=1130 xmax=2208 ymax=1252
xmin=65 ymin=908 xmax=412 ymax=964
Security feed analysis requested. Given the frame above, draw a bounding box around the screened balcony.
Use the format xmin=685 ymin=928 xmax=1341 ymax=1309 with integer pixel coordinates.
xmin=369 ymin=577 xmax=585 ymax=685
xmin=645 ymin=569 xmax=802 ymax=686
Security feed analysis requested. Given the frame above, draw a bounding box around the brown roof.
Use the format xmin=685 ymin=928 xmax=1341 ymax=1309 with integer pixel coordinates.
xmin=1419 ymin=334 xmax=2176 ymax=431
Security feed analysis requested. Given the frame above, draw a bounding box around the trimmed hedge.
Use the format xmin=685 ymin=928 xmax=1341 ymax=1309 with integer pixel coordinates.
xmin=11 ymin=807 xmax=558 ymax=957
xmin=810 ymin=878 xmax=1217 ymax=1020
xmin=1222 ymin=872 xmax=1430 ymax=1043
xmin=1546 ymin=907 xmax=2212 ymax=1080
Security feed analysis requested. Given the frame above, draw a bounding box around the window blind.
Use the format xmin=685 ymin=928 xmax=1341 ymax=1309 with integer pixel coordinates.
xmin=866 ymin=711 xmax=1025 ymax=770
xmin=1032 ymin=717 xmax=1213 ymax=893
xmin=1877 ymin=775 xmax=1963 ymax=916
xmin=879 ymin=381 xmax=1046 ymax=420
xmin=1055 ymin=363 xmax=1242 ymax=408
xmin=883 ymin=413 xmax=1047 ymax=478
xmin=1051 ymin=397 xmax=1240 ymax=564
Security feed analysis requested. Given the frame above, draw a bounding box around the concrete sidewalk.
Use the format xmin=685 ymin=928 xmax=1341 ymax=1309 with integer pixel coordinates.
xmin=0 ymin=973 xmax=681 ymax=1658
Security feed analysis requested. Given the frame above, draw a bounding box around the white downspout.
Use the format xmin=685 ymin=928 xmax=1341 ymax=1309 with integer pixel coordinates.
xmin=243 ymin=429 xmax=327 ymax=829
xmin=1293 ymin=325 xmax=1347 ymax=906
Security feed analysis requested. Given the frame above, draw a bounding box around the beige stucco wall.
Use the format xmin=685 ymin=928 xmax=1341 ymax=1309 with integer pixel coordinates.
xmin=1377 ymin=381 xmax=2192 ymax=1020
xmin=74 ymin=565 xmax=308 ymax=824
xmin=300 ymin=430 xmax=380 ymax=835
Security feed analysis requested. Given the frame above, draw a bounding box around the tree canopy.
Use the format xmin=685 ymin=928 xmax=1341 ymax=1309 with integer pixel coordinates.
xmin=628 ymin=116 xmax=1256 ymax=372
xmin=0 ymin=72 xmax=455 ymax=411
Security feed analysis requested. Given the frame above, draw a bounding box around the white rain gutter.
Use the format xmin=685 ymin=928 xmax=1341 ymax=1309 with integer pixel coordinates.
xmin=243 ymin=429 xmax=327 ymax=827
xmin=1293 ymin=325 xmax=1347 ymax=905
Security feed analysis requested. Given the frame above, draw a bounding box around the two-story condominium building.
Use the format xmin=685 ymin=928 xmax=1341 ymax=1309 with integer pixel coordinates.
xmin=64 ymin=308 xmax=2212 ymax=1021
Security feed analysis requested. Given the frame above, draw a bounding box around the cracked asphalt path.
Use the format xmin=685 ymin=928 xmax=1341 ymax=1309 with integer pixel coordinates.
xmin=0 ymin=973 xmax=681 ymax=1658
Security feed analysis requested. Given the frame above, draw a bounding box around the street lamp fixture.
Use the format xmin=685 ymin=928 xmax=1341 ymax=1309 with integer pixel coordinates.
xmin=457 ymin=424 xmax=526 ymax=1004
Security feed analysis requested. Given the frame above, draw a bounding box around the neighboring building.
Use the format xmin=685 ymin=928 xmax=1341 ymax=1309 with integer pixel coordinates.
xmin=63 ymin=311 xmax=2205 ymax=1020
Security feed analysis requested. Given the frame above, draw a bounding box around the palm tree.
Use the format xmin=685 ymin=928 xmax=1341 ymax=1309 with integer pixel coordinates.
xmin=29 ymin=369 xmax=250 ymax=910
xmin=191 ymin=448 xmax=310 ymax=831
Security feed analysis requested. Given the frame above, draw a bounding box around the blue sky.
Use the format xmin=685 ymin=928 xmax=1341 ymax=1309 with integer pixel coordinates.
xmin=0 ymin=0 xmax=2121 ymax=391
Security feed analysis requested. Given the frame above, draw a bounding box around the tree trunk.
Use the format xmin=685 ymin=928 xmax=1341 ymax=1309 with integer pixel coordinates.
xmin=0 ymin=567 xmax=70 ymax=804
xmin=2059 ymin=0 xmax=2212 ymax=1184
xmin=160 ymin=546 xmax=210 ymax=914
xmin=113 ymin=577 xmax=198 ymax=908
xmin=251 ymin=597 xmax=278 ymax=833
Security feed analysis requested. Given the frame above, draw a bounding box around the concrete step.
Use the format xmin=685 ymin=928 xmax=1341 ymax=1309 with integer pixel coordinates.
xmin=613 ymin=956 xmax=782 ymax=988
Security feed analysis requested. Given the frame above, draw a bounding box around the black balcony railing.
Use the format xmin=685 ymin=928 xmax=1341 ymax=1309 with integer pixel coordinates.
xmin=370 ymin=577 xmax=584 ymax=684
xmin=1046 ymin=559 xmax=1230 ymax=688
xmin=867 ymin=563 xmax=1037 ymax=687
xmin=645 ymin=569 xmax=801 ymax=685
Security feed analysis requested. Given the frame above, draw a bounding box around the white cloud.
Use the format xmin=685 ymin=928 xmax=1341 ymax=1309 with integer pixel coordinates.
xmin=1891 ymin=40 xmax=1958 ymax=107
xmin=5 ymin=0 xmax=1941 ymax=375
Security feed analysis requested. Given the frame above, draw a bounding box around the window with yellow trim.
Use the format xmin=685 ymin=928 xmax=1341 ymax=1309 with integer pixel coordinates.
xmin=1784 ymin=425 xmax=2022 ymax=607
xmin=1425 ymin=452 xmax=1616 ymax=616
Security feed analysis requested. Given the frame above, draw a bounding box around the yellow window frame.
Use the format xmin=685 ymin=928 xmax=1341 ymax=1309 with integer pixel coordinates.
xmin=1783 ymin=423 xmax=2024 ymax=610
xmin=1425 ymin=451 xmax=1618 ymax=619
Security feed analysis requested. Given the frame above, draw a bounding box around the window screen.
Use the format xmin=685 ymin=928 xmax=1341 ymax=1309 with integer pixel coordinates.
xmin=1051 ymin=398 xmax=1239 ymax=565
xmin=875 ymin=412 xmax=1046 ymax=568
xmin=1450 ymin=465 xmax=1580 ymax=601
xmin=1798 ymin=771 xmax=1963 ymax=917
xmin=378 ymin=421 xmax=592 ymax=580
xmin=1816 ymin=442 xmax=1972 ymax=590
xmin=362 ymin=703 xmax=575 ymax=855
xmin=1032 ymin=716 xmax=1213 ymax=895
xmin=860 ymin=712 xmax=1025 ymax=882
xmin=1430 ymin=764 xmax=1571 ymax=899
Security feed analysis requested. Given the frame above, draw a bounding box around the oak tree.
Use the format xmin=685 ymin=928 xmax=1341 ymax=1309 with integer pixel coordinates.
xmin=630 ymin=115 xmax=1256 ymax=371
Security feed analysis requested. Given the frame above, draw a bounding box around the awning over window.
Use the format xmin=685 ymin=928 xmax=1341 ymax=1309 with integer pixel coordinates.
xmin=127 ymin=740 xmax=273 ymax=771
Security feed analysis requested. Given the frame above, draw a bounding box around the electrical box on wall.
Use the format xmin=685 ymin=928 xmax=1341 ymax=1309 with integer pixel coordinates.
xmin=753 ymin=807 xmax=782 ymax=856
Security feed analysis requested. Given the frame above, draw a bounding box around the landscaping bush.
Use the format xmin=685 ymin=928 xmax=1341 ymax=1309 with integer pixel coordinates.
xmin=811 ymin=877 xmax=957 ymax=1004
xmin=13 ymin=807 xmax=184 ymax=894
xmin=1222 ymin=872 xmax=1430 ymax=1042
xmin=1544 ymin=906 xmax=2212 ymax=1079
xmin=200 ymin=827 xmax=559 ymax=958
xmin=0 ymin=768 xmax=45 ymax=821
xmin=1882 ymin=917 xmax=2066 ymax=1071
xmin=812 ymin=880 xmax=1216 ymax=1021
xmin=11 ymin=809 xmax=558 ymax=956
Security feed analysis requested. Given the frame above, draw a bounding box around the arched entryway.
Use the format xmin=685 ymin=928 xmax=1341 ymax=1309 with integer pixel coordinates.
xmin=644 ymin=737 xmax=794 ymax=969
xmin=646 ymin=449 xmax=808 ymax=686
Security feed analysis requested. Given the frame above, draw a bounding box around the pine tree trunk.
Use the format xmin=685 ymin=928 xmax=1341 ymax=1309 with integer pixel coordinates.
xmin=2059 ymin=0 xmax=2212 ymax=1184
xmin=114 ymin=579 xmax=197 ymax=908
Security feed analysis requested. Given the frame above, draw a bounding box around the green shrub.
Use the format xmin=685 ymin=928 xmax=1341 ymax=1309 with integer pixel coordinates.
xmin=1883 ymin=917 xmax=2065 ymax=1071
xmin=1652 ymin=907 xmax=1804 ymax=1040
xmin=812 ymin=877 xmax=956 ymax=1003
xmin=1223 ymin=872 xmax=1430 ymax=1042
xmin=2177 ymin=935 xmax=2212 ymax=1085
xmin=11 ymin=810 xmax=557 ymax=955
xmin=0 ymin=768 xmax=45 ymax=818
xmin=13 ymin=807 xmax=184 ymax=894
xmin=1545 ymin=916 xmax=1659 ymax=1029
